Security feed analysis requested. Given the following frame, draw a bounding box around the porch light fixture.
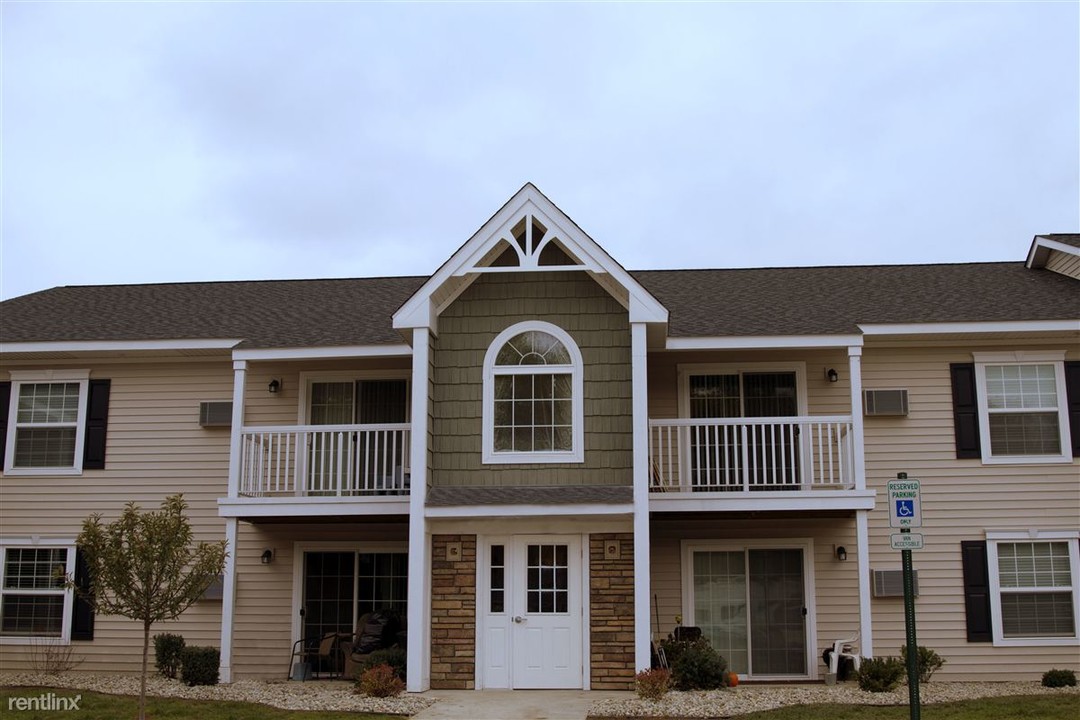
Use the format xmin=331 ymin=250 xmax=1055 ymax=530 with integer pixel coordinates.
xmin=835 ymin=546 xmax=848 ymax=562
xmin=826 ymin=368 xmax=839 ymax=383
xmin=268 ymin=379 xmax=282 ymax=394
xmin=261 ymin=549 xmax=274 ymax=565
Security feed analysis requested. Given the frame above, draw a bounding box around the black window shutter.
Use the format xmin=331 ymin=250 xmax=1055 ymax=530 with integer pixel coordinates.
xmin=71 ymin=548 xmax=95 ymax=641
xmin=960 ymin=540 xmax=993 ymax=642
xmin=950 ymin=364 xmax=982 ymax=459
xmin=1064 ymin=361 xmax=1080 ymax=456
xmin=0 ymin=381 xmax=10 ymax=469
xmin=83 ymin=379 xmax=111 ymax=470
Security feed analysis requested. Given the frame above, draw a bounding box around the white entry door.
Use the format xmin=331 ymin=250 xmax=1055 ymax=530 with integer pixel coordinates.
xmin=509 ymin=535 xmax=583 ymax=689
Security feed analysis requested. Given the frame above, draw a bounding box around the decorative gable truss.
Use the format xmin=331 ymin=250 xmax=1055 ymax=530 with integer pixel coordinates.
xmin=393 ymin=183 xmax=668 ymax=333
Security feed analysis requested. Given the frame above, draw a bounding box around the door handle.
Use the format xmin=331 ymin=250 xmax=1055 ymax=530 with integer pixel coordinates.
xmin=513 ymin=615 xmax=526 ymax=624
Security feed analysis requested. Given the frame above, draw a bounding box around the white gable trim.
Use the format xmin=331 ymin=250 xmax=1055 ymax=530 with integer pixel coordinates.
xmin=1026 ymin=236 xmax=1080 ymax=269
xmin=859 ymin=320 xmax=1080 ymax=335
xmin=393 ymin=184 xmax=668 ymax=331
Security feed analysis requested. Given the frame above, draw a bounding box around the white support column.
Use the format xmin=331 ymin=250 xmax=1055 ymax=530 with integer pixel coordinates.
xmin=406 ymin=327 xmax=432 ymax=692
xmin=631 ymin=322 xmax=652 ymax=672
xmin=227 ymin=361 xmax=248 ymax=498
xmin=219 ymin=360 xmax=246 ymax=683
xmin=856 ymin=509 xmax=874 ymax=658
xmin=847 ymin=347 xmax=865 ymax=491
xmin=219 ymin=517 xmax=239 ymax=683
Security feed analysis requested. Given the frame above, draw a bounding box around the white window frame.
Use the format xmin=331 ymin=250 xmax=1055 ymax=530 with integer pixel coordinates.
xmin=3 ymin=370 xmax=91 ymax=476
xmin=677 ymin=362 xmax=809 ymax=419
xmin=0 ymin=539 xmax=77 ymax=645
xmin=680 ymin=538 xmax=818 ymax=680
xmin=985 ymin=530 xmax=1080 ymax=647
xmin=972 ymin=352 xmax=1072 ymax=465
xmin=482 ymin=321 xmax=584 ymax=464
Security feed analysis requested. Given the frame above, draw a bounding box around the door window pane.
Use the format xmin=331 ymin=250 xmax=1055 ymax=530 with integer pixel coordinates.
xmin=693 ymin=551 xmax=748 ymax=673
xmin=526 ymin=544 xmax=569 ymax=615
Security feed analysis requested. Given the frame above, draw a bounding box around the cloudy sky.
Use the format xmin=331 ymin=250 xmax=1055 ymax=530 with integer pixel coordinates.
xmin=2 ymin=1 xmax=1077 ymax=301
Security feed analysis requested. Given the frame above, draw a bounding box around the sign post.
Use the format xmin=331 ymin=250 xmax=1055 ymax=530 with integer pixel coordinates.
xmin=889 ymin=472 xmax=921 ymax=720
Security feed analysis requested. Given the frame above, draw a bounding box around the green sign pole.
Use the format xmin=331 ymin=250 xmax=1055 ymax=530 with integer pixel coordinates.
xmin=898 ymin=472 xmax=920 ymax=720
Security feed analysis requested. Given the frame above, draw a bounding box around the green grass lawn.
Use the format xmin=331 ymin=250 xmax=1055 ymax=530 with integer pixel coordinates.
xmin=737 ymin=694 xmax=1080 ymax=720
xmin=0 ymin=688 xmax=403 ymax=720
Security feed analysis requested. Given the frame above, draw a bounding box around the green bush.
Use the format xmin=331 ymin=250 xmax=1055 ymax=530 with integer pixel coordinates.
xmin=857 ymin=656 xmax=906 ymax=693
xmin=635 ymin=667 xmax=672 ymax=700
xmin=665 ymin=638 xmax=727 ymax=690
xmin=153 ymin=633 xmax=185 ymax=679
xmin=900 ymin=645 xmax=946 ymax=683
xmin=1042 ymin=668 xmax=1077 ymax=688
xmin=357 ymin=664 xmax=404 ymax=697
xmin=179 ymin=646 xmax=220 ymax=686
xmin=357 ymin=647 xmax=407 ymax=682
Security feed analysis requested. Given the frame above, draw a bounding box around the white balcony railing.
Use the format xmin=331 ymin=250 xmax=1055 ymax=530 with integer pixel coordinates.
xmin=238 ymin=424 xmax=411 ymax=498
xmin=649 ymin=416 xmax=854 ymax=492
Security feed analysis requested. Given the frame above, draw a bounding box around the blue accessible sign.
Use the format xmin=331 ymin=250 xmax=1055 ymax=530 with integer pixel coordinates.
xmin=887 ymin=479 xmax=922 ymax=529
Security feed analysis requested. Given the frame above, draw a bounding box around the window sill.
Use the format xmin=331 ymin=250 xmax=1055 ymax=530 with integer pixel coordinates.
xmin=482 ymin=450 xmax=584 ymax=465
xmin=2 ymin=467 xmax=83 ymax=476
xmin=991 ymin=636 xmax=1080 ymax=648
xmin=979 ymin=454 xmax=1074 ymax=466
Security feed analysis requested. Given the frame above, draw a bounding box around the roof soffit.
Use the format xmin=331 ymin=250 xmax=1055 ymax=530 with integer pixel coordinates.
xmin=392 ymin=184 xmax=668 ymax=332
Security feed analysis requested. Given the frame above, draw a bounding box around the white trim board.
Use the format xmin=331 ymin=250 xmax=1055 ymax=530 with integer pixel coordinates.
xmin=667 ymin=335 xmax=863 ymax=350
xmin=426 ymin=503 xmax=634 ymax=519
xmin=1 ymin=339 xmax=240 ymax=354
xmin=859 ymin=320 xmax=1080 ymax=336
xmin=1027 ymin=236 xmax=1080 ymax=268
xmin=233 ymin=344 xmax=412 ymax=361
xmin=217 ymin=496 xmax=410 ymax=518
xmin=650 ymin=491 xmax=875 ymax=513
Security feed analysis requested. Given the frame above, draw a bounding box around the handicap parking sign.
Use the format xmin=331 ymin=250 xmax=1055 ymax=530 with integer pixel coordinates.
xmin=887 ymin=478 xmax=922 ymax=528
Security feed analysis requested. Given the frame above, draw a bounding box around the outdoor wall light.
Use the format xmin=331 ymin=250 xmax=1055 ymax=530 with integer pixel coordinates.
xmin=835 ymin=545 xmax=848 ymax=562
xmin=261 ymin=549 xmax=274 ymax=565
xmin=826 ymin=368 xmax=839 ymax=383
xmin=268 ymin=379 xmax=282 ymax=394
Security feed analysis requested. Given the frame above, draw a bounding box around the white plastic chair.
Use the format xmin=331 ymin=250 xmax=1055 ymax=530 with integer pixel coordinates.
xmin=828 ymin=631 xmax=861 ymax=675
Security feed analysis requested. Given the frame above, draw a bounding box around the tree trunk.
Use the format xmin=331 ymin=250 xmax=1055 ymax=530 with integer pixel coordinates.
xmin=140 ymin=621 xmax=150 ymax=720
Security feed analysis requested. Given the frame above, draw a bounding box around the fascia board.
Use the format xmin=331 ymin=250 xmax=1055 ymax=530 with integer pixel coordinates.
xmin=0 ymin=339 xmax=241 ymax=354
xmin=232 ymin=344 xmax=413 ymax=361
xmin=859 ymin=320 xmax=1080 ymax=335
xmin=666 ymin=335 xmax=863 ymax=350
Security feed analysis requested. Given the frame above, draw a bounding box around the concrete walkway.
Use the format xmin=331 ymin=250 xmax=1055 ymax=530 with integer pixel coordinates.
xmin=412 ymin=690 xmax=631 ymax=720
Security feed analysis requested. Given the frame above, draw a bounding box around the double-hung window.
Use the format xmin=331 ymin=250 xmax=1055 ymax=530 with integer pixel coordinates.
xmin=482 ymin=321 xmax=583 ymax=464
xmin=4 ymin=371 xmax=90 ymax=475
xmin=973 ymin=353 xmax=1071 ymax=464
xmin=986 ymin=532 xmax=1080 ymax=646
xmin=0 ymin=543 xmax=76 ymax=643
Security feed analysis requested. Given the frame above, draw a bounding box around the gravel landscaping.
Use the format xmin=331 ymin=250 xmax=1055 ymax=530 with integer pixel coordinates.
xmin=588 ymin=681 xmax=1080 ymax=718
xmin=0 ymin=672 xmax=435 ymax=716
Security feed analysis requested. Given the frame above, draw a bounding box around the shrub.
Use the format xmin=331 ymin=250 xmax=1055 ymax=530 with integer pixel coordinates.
xmin=1042 ymin=668 xmax=1077 ymax=688
xmin=28 ymin=637 xmax=83 ymax=674
xmin=358 ymin=664 xmax=405 ymax=697
xmin=357 ymin=646 xmax=407 ymax=682
xmin=179 ymin=646 xmax=220 ymax=686
xmin=153 ymin=633 xmax=185 ymax=679
xmin=899 ymin=645 xmax=946 ymax=683
xmin=635 ymin=667 xmax=672 ymax=700
xmin=668 ymin=638 xmax=727 ymax=690
xmin=857 ymin=656 xmax=906 ymax=693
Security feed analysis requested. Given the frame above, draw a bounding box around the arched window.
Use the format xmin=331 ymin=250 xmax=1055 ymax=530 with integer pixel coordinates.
xmin=482 ymin=321 xmax=584 ymax=464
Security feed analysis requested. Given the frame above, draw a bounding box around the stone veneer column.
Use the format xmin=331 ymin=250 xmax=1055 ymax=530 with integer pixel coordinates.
xmin=429 ymin=534 xmax=477 ymax=689
xmin=590 ymin=533 xmax=636 ymax=690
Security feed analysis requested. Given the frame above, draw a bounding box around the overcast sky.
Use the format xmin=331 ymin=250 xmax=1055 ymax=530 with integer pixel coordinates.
xmin=2 ymin=1 xmax=1077 ymax=301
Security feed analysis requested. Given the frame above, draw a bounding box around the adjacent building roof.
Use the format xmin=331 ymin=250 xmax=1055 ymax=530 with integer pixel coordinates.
xmin=1 ymin=261 xmax=1076 ymax=348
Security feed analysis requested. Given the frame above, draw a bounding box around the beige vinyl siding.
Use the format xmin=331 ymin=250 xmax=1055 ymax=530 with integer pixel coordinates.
xmin=430 ymin=271 xmax=632 ymax=487
xmin=0 ymin=359 xmax=233 ymax=672
xmin=860 ymin=343 xmax=1080 ymax=680
xmin=650 ymin=516 xmax=860 ymax=676
xmin=647 ymin=349 xmax=853 ymax=421
xmin=230 ymin=521 xmax=408 ymax=680
xmin=1045 ymin=250 xmax=1080 ymax=279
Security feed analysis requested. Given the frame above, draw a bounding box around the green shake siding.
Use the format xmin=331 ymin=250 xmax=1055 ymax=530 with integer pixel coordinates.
xmin=431 ymin=271 xmax=632 ymax=487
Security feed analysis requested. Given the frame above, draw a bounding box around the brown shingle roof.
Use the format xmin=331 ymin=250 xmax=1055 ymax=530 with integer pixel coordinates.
xmin=1 ymin=263 xmax=1075 ymax=348
xmin=0 ymin=276 xmax=426 ymax=348
xmin=631 ymin=262 xmax=1079 ymax=337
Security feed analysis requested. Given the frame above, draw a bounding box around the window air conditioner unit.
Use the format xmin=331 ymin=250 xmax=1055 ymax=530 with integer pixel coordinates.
xmin=199 ymin=401 xmax=233 ymax=427
xmin=873 ymin=569 xmax=919 ymax=598
xmin=864 ymin=389 xmax=909 ymax=416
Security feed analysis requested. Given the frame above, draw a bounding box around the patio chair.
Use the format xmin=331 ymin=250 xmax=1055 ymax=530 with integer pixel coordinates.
xmin=288 ymin=631 xmax=343 ymax=680
xmin=826 ymin=631 xmax=861 ymax=676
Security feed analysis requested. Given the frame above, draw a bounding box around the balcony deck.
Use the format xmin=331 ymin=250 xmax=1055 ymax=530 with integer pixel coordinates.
xmin=648 ymin=416 xmax=874 ymax=512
